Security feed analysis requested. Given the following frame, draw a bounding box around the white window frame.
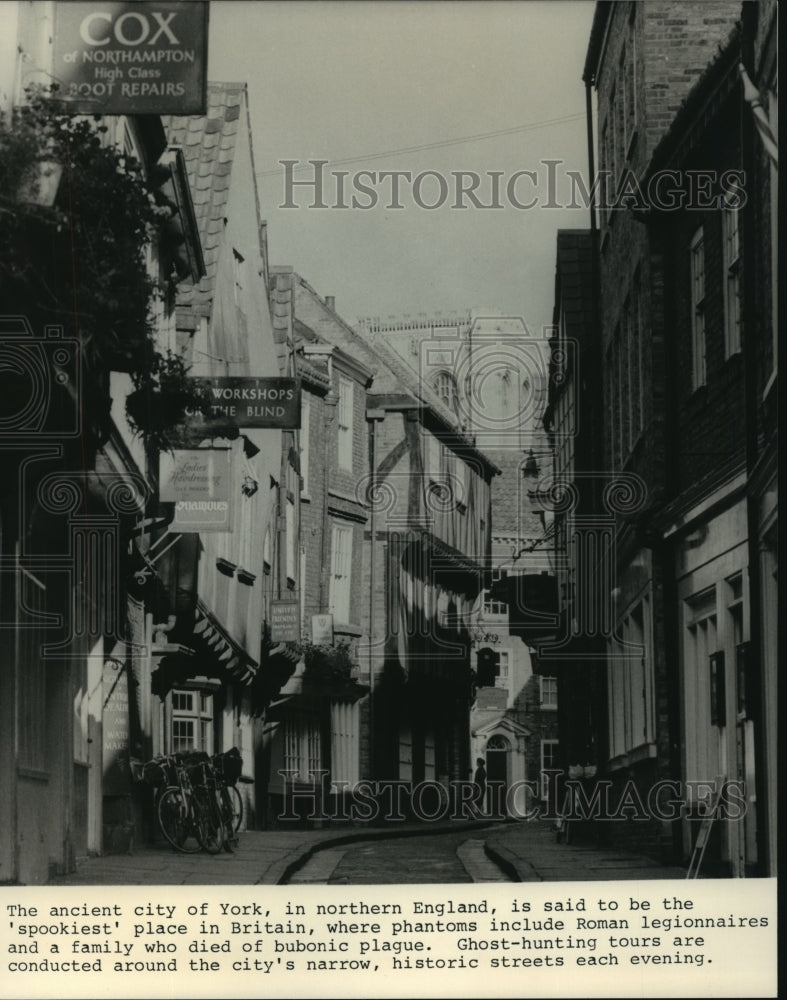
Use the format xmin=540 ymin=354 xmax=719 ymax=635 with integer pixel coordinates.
xmin=540 ymin=739 xmax=559 ymax=799
xmin=540 ymin=675 xmax=558 ymax=710
xmin=337 ymin=376 xmax=354 ymax=471
xmin=283 ymin=716 xmax=321 ymax=782
xmin=170 ymin=689 xmax=213 ymax=755
xmin=432 ymin=370 xmax=458 ymax=413
xmin=495 ymin=650 xmax=510 ymax=689
xmin=329 ymin=522 xmax=353 ymax=623
xmin=722 ymin=197 xmax=741 ymax=358
xmin=483 ymin=591 xmax=507 ymax=616
xmin=690 ymin=227 xmax=706 ymax=390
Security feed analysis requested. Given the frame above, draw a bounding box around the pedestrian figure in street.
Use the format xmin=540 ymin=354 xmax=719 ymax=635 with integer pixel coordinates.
xmin=473 ymin=757 xmax=487 ymax=817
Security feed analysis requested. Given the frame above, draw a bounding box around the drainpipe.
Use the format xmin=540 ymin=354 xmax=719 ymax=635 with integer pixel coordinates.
xmin=583 ymin=76 xmax=609 ymax=777
xmin=739 ymin=19 xmax=768 ymax=876
xmin=366 ymin=407 xmax=386 ymax=780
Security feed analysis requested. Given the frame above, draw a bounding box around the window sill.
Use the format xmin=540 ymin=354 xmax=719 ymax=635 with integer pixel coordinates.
xmin=333 ymin=622 xmax=363 ymax=637
xmin=216 ymin=557 xmax=236 ymax=577
xmin=237 ymin=568 xmax=256 ymax=586
xmin=17 ymin=766 xmax=50 ymax=783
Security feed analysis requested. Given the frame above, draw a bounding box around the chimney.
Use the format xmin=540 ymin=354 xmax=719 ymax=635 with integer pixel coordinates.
xmin=325 ymin=295 xmax=335 ymax=311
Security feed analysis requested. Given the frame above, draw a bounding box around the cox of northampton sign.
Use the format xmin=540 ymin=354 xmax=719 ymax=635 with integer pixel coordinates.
xmin=194 ymin=377 xmax=301 ymax=429
xmin=53 ymin=1 xmax=208 ymax=114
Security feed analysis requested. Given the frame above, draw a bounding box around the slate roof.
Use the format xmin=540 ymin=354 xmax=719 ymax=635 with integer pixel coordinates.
xmin=163 ymin=82 xmax=248 ymax=316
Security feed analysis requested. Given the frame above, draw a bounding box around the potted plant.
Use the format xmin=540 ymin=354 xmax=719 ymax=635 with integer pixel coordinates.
xmin=301 ymin=640 xmax=358 ymax=692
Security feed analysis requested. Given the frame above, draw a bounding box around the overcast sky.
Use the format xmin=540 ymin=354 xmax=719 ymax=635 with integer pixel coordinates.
xmin=208 ymin=1 xmax=596 ymax=334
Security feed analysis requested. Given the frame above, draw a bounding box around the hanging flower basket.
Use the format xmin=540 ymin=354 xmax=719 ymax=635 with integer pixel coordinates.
xmin=0 ymin=84 xmax=170 ymax=378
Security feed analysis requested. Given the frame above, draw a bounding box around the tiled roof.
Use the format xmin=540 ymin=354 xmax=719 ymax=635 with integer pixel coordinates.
xmin=552 ymin=230 xmax=594 ymax=343
xmin=164 ymin=82 xmax=247 ymax=314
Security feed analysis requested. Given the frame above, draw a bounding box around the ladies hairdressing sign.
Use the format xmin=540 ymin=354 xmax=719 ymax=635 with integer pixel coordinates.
xmin=52 ymin=1 xmax=209 ymax=114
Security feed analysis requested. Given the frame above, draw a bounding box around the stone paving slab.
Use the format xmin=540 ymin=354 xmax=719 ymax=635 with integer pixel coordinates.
xmin=484 ymin=820 xmax=688 ymax=882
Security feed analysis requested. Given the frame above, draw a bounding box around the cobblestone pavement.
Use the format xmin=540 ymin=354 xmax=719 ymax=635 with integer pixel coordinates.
xmin=288 ymin=829 xmax=509 ymax=885
xmin=47 ymin=818 xmax=689 ymax=887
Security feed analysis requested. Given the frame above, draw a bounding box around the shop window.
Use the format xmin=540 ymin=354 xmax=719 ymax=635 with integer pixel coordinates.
xmin=283 ymin=716 xmax=321 ymax=782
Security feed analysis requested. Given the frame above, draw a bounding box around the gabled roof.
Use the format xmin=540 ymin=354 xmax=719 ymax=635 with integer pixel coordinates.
xmin=471 ymin=713 xmax=532 ymax=740
xmin=164 ymin=82 xmax=249 ymax=315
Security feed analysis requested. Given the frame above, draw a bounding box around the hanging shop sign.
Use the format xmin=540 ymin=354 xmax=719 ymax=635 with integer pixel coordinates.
xmin=52 ymin=1 xmax=209 ymax=115
xmin=270 ymin=600 xmax=300 ymax=643
xmin=160 ymin=447 xmax=233 ymax=532
xmin=311 ymin=614 xmax=334 ymax=646
xmin=102 ymin=659 xmax=131 ymax=794
xmin=192 ymin=377 xmax=301 ymax=429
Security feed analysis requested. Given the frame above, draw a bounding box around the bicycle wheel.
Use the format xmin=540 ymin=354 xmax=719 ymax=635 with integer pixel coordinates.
xmin=219 ymin=787 xmax=239 ymax=852
xmin=228 ymin=785 xmax=243 ymax=833
xmin=157 ymin=788 xmax=202 ymax=853
xmin=193 ymin=785 xmax=226 ymax=854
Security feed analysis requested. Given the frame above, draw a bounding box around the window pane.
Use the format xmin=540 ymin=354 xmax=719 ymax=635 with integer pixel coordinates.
xmin=329 ymin=524 xmax=352 ymax=622
xmin=172 ymin=692 xmax=193 ymax=712
xmin=337 ymin=378 xmax=353 ymax=470
xmin=172 ymin=720 xmax=194 ymax=753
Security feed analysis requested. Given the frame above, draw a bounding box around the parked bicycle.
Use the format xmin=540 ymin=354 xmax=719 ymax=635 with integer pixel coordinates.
xmin=143 ymin=748 xmax=248 ymax=855
xmin=143 ymin=752 xmax=210 ymax=854
xmin=211 ymin=747 xmax=244 ymax=852
xmin=185 ymin=752 xmax=228 ymax=854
